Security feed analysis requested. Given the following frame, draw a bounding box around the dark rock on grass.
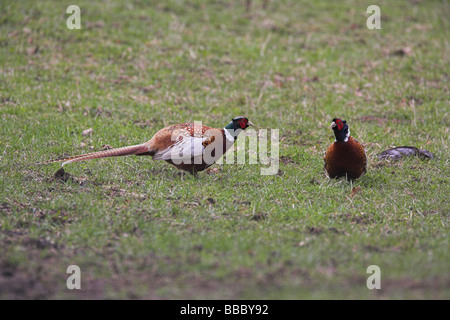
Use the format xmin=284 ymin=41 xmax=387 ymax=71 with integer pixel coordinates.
xmin=378 ymin=146 xmax=435 ymax=160
xmin=251 ymin=213 xmax=268 ymax=221
xmin=53 ymin=167 xmax=74 ymax=182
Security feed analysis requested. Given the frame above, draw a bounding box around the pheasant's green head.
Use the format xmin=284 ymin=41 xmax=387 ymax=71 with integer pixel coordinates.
xmin=225 ymin=116 xmax=254 ymax=130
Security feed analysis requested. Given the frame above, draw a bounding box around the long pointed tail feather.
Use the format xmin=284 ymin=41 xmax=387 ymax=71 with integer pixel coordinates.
xmin=35 ymin=144 xmax=150 ymax=166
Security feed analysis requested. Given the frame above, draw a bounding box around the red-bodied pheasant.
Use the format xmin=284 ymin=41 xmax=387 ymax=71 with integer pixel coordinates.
xmin=324 ymin=118 xmax=367 ymax=180
xmin=40 ymin=117 xmax=253 ymax=174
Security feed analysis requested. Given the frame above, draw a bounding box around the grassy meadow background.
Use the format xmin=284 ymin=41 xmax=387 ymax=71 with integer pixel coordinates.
xmin=0 ymin=0 xmax=448 ymax=299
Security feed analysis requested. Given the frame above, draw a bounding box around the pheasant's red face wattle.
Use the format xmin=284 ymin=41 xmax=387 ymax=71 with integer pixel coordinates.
xmin=239 ymin=118 xmax=248 ymax=129
xmin=336 ymin=119 xmax=344 ymax=131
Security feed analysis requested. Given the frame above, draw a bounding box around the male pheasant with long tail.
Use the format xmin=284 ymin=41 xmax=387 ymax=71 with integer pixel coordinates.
xmin=39 ymin=117 xmax=253 ymax=174
xmin=324 ymin=118 xmax=367 ymax=180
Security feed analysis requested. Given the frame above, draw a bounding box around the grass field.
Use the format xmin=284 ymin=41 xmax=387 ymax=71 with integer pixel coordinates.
xmin=0 ymin=0 xmax=448 ymax=299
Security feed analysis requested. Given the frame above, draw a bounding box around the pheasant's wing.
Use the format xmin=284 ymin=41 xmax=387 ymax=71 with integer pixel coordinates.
xmin=153 ymin=136 xmax=208 ymax=161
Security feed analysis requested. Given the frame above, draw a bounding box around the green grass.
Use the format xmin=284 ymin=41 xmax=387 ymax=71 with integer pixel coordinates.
xmin=0 ymin=0 xmax=449 ymax=299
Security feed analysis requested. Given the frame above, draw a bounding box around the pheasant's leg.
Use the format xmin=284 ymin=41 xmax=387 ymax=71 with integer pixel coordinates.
xmin=190 ymin=167 xmax=198 ymax=177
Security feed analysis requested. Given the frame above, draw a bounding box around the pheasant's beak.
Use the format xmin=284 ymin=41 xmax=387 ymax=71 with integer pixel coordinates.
xmin=247 ymin=121 xmax=254 ymax=127
xmin=330 ymin=121 xmax=337 ymax=129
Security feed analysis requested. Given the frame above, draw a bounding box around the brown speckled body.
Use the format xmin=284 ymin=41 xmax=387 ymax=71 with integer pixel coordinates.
xmin=143 ymin=123 xmax=220 ymax=153
xmin=324 ymin=137 xmax=367 ymax=180
xmin=142 ymin=123 xmax=230 ymax=173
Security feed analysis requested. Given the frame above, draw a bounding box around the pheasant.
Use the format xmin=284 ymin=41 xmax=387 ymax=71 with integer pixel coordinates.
xmin=39 ymin=116 xmax=253 ymax=174
xmin=324 ymin=118 xmax=367 ymax=180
